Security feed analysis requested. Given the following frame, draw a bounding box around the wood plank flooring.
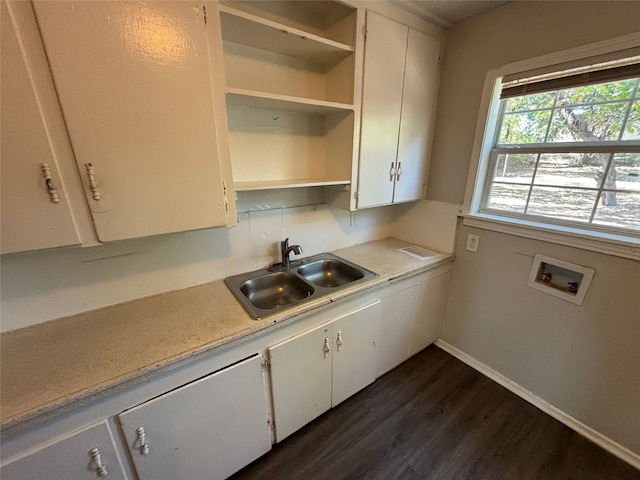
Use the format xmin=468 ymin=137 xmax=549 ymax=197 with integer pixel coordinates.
xmin=230 ymin=345 xmax=640 ymax=480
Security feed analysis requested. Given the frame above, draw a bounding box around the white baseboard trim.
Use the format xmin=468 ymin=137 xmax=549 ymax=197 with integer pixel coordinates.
xmin=434 ymin=339 xmax=640 ymax=471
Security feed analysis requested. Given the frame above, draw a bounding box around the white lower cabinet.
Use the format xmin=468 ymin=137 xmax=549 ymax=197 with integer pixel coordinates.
xmin=268 ymin=301 xmax=381 ymax=442
xmin=409 ymin=271 xmax=450 ymax=356
xmin=375 ymin=283 xmax=420 ymax=377
xmin=376 ymin=269 xmax=451 ymax=377
xmin=0 ymin=264 xmax=452 ymax=480
xmin=1 ymin=420 xmax=127 ymax=480
xmin=118 ymin=354 xmax=271 ymax=480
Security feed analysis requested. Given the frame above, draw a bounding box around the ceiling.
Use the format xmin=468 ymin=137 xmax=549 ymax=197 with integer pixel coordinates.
xmin=390 ymin=0 xmax=511 ymax=28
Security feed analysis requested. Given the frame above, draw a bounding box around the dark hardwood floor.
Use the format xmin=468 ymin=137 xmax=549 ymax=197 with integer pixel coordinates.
xmin=230 ymin=345 xmax=640 ymax=480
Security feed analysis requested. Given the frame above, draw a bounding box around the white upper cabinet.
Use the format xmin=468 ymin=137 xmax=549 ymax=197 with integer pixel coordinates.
xmin=394 ymin=28 xmax=441 ymax=204
xmin=357 ymin=11 xmax=440 ymax=209
xmin=1 ymin=1 xmax=84 ymax=254
xmin=218 ymin=1 xmax=363 ymax=194
xmin=357 ymin=11 xmax=406 ymax=208
xmin=32 ymin=1 xmax=235 ymax=243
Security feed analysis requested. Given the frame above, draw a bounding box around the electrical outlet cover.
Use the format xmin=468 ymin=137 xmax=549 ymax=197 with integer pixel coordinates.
xmin=466 ymin=234 xmax=479 ymax=252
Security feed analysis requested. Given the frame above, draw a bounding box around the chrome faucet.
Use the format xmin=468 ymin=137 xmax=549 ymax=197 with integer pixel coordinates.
xmin=280 ymin=238 xmax=303 ymax=268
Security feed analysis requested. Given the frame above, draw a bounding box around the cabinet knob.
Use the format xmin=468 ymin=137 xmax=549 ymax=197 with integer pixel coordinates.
xmin=323 ymin=337 xmax=331 ymax=358
xmin=336 ymin=331 xmax=343 ymax=352
xmin=389 ymin=162 xmax=396 ymax=182
xmin=136 ymin=426 xmax=150 ymax=455
xmin=40 ymin=164 xmax=61 ymax=204
xmin=396 ymin=161 xmax=403 ymax=181
xmin=89 ymin=447 xmax=108 ymax=477
xmin=84 ymin=163 xmax=102 ymax=201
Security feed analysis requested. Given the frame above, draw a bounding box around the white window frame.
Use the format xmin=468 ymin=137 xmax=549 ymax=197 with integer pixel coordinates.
xmin=462 ymin=32 xmax=640 ymax=261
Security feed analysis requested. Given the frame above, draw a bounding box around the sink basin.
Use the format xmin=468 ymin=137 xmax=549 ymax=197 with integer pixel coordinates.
xmin=297 ymin=259 xmax=364 ymax=288
xmin=240 ymin=272 xmax=314 ymax=310
xmin=225 ymin=253 xmax=377 ymax=319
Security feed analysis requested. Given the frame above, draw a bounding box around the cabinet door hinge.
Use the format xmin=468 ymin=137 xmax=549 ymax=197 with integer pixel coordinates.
xmin=354 ymin=191 xmax=359 ymax=201
xmin=363 ymin=25 xmax=367 ymax=39
xmin=202 ymin=4 xmax=207 ymax=24
xmin=222 ymin=181 xmax=229 ymax=214
xmin=261 ymin=358 xmax=271 ymax=372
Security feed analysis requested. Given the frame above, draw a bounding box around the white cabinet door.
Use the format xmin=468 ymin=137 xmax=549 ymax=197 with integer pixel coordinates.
xmin=33 ymin=1 xmax=232 ymax=242
xmin=357 ymin=11 xmax=441 ymax=209
xmin=331 ymin=301 xmax=380 ymax=406
xmin=269 ymin=301 xmax=380 ymax=442
xmin=409 ymin=271 xmax=450 ymax=356
xmin=375 ymin=284 xmax=419 ymax=377
xmin=376 ymin=271 xmax=451 ymax=377
xmin=118 ymin=355 xmax=271 ymax=480
xmin=394 ymin=29 xmax=440 ymax=204
xmin=357 ymin=11 xmax=407 ymax=208
xmin=1 ymin=420 xmax=127 ymax=480
xmin=268 ymin=321 xmax=334 ymax=442
xmin=1 ymin=1 xmax=81 ymax=254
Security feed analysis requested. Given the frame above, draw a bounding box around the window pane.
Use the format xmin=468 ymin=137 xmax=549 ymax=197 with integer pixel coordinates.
xmin=485 ymin=73 xmax=640 ymax=236
xmin=526 ymin=187 xmax=598 ymax=222
xmin=498 ymin=110 xmax=551 ymax=144
xmin=505 ymin=92 xmax=555 ymax=113
xmin=622 ymin=100 xmax=640 ymax=140
xmin=592 ymin=192 xmax=640 ymax=231
xmin=494 ymin=153 xmax=537 ymax=183
xmin=533 ymin=153 xmax=610 ymax=188
xmin=561 ymin=79 xmax=637 ymax=104
xmin=605 ymin=153 xmax=640 ymax=192
xmin=547 ymin=101 xmax=628 ymax=142
xmin=486 ymin=183 xmax=530 ymax=213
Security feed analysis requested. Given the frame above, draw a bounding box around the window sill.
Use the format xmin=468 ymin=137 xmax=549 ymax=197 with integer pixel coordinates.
xmin=461 ymin=213 xmax=640 ymax=261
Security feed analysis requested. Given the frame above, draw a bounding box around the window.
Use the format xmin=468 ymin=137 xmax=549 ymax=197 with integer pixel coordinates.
xmin=470 ymin=52 xmax=640 ymax=245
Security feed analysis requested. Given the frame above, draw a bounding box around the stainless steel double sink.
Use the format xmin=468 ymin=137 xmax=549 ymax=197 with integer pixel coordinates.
xmin=225 ymin=253 xmax=378 ymax=319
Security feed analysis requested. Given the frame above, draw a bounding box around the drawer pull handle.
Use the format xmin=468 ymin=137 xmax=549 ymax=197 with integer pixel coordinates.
xmin=85 ymin=163 xmax=102 ymax=200
xmin=136 ymin=426 xmax=150 ymax=455
xmin=41 ymin=164 xmax=60 ymax=204
xmin=89 ymin=447 xmax=108 ymax=477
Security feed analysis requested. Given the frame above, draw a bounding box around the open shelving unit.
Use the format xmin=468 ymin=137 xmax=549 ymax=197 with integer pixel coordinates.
xmin=234 ymin=179 xmax=351 ymax=192
xmin=225 ymin=87 xmax=354 ymax=115
xmin=219 ymin=5 xmax=354 ymax=66
xmin=219 ymin=1 xmax=363 ymax=194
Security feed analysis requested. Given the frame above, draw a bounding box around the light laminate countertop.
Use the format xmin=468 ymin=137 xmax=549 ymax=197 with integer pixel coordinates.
xmin=0 ymin=238 xmax=454 ymax=434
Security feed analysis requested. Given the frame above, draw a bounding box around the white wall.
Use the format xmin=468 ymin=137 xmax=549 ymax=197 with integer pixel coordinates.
xmin=428 ymin=0 xmax=640 ymax=460
xmin=1 ymin=196 xmax=460 ymax=333
xmin=0 ymin=204 xmax=398 ymax=332
xmin=442 ymin=226 xmax=640 ymax=457
xmin=427 ymin=0 xmax=640 ymax=204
